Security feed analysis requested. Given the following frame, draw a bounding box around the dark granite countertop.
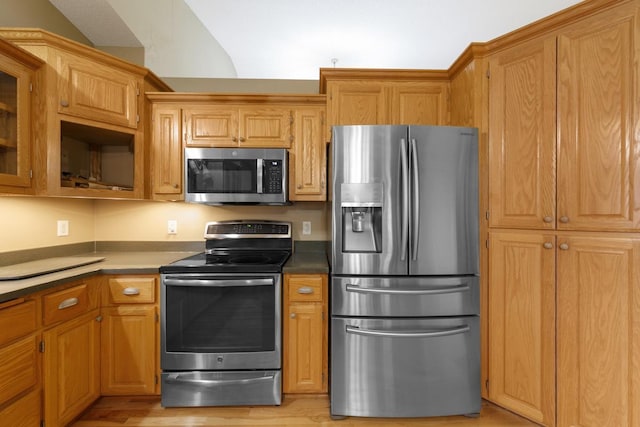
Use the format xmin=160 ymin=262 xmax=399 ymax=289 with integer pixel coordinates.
xmin=0 ymin=242 xmax=330 ymax=303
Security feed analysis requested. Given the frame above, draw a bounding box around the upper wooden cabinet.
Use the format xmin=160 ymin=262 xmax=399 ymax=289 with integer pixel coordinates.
xmin=183 ymin=105 xmax=293 ymax=148
xmin=320 ymin=68 xmax=450 ymax=140
xmin=488 ymin=3 xmax=640 ymax=231
xmin=147 ymin=93 xmax=327 ymax=202
xmin=0 ymin=37 xmax=43 ymax=195
xmin=0 ymin=28 xmax=171 ymax=200
xmin=54 ymin=49 xmax=140 ymax=129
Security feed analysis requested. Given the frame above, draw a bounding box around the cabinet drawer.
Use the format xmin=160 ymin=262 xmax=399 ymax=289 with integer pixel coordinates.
xmin=0 ymin=335 xmax=38 ymax=407
xmin=287 ymin=276 xmax=324 ymax=302
xmin=0 ymin=388 xmax=40 ymax=427
xmin=0 ymin=299 xmax=37 ymax=346
xmin=106 ymin=277 xmax=156 ymax=304
xmin=43 ymin=284 xmax=90 ymax=326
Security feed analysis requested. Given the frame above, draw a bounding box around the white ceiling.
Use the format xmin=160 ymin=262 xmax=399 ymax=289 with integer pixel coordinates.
xmin=49 ymin=0 xmax=583 ymax=80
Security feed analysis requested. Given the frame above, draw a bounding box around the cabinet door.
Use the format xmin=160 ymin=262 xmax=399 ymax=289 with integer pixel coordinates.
xmin=55 ymin=51 xmax=139 ymax=129
xmin=488 ymin=231 xmax=556 ymax=426
xmin=557 ymin=5 xmax=640 ymax=231
xmin=389 ymin=82 xmax=449 ymax=125
xmin=151 ymin=105 xmax=182 ymax=198
xmin=557 ymin=235 xmax=640 ymax=427
xmin=101 ymin=305 xmax=156 ymax=395
xmin=283 ymin=274 xmax=327 ymax=393
xmin=488 ymin=37 xmax=556 ymax=229
xmin=239 ymin=107 xmax=292 ymax=148
xmin=43 ymin=310 xmax=100 ymax=427
xmin=183 ymin=106 xmax=238 ymax=147
xmin=326 ymin=81 xmax=386 ymax=137
xmin=290 ymin=107 xmax=326 ymax=201
xmin=0 ymin=48 xmax=34 ymax=190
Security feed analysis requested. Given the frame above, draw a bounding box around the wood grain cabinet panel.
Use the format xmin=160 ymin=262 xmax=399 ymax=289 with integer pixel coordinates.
xmin=54 ymin=50 xmax=139 ymax=129
xmin=0 ymin=389 xmax=41 ymax=427
xmin=43 ymin=309 xmax=101 ymax=427
xmin=0 ymin=335 xmax=39 ymax=408
xmin=389 ymin=82 xmax=449 ymax=125
xmin=283 ymin=274 xmax=328 ymax=394
xmin=488 ymin=37 xmax=556 ymax=230
xmin=557 ymin=6 xmax=640 ymax=231
xmin=290 ymin=107 xmax=326 ymax=201
xmin=488 ymin=231 xmax=556 ymax=426
xmin=150 ymin=105 xmax=182 ymax=198
xmin=557 ymin=235 xmax=640 ymax=427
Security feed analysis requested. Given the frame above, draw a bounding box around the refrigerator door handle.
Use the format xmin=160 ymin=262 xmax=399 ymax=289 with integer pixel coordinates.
xmin=346 ymin=324 xmax=471 ymax=338
xmin=346 ymin=284 xmax=470 ymax=295
xmin=410 ymin=138 xmax=420 ymax=261
xmin=400 ymin=138 xmax=409 ymax=261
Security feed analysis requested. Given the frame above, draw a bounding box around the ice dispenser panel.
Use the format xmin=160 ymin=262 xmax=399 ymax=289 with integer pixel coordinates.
xmin=340 ymin=183 xmax=382 ymax=253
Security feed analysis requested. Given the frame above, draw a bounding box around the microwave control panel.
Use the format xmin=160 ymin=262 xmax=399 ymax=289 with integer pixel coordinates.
xmin=263 ymin=160 xmax=283 ymax=194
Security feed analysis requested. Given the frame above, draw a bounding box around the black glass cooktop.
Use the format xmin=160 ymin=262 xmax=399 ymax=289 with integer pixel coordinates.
xmin=160 ymin=250 xmax=291 ymax=274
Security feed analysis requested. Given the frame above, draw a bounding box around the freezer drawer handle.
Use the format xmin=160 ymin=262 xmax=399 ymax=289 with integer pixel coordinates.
xmin=345 ymin=284 xmax=470 ymax=295
xmin=164 ymin=277 xmax=274 ymax=287
xmin=346 ymin=324 xmax=470 ymax=338
xmin=165 ymin=374 xmax=275 ymax=387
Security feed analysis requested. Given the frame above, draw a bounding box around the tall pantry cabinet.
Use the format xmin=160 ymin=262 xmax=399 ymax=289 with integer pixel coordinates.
xmin=487 ymin=2 xmax=640 ymax=427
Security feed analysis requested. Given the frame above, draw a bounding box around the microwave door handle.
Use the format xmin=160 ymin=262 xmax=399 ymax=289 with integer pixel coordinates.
xmin=163 ymin=277 xmax=274 ymax=287
xmin=257 ymin=159 xmax=264 ymax=194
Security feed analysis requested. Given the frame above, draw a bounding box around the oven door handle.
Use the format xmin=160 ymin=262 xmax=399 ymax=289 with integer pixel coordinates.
xmin=346 ymin=324 xmax=470 ymax=338
xmin=165 ymin=373 xmax=276 ymax=386
xmin=346 ymin=284 xmax=470 ymax=295
xmin=163 ymin=277 xmax=274 ymax=287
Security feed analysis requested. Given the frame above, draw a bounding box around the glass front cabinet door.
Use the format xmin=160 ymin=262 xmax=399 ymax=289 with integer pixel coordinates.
xmin=0 ymin=38 xmax=42 ymax=193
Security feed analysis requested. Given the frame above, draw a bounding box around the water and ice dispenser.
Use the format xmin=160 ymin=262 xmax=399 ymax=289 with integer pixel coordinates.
xmin=340 ymin=183 xmax=382 ymax=253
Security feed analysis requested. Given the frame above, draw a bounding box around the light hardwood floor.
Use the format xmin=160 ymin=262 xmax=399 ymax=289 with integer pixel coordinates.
xmin=71 ymin=395 xmax=537 ymax=426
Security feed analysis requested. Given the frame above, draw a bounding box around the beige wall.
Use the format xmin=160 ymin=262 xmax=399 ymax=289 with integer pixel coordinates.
xmin=0 ymin=0 xmax=91 ymax=45
xmin=0 ymin=196 xmax=328 ymax=253
xmin=93 ymin=200 xmax=327 ymax=242
xmin=0 ymin=197 xmax=95 ymax=252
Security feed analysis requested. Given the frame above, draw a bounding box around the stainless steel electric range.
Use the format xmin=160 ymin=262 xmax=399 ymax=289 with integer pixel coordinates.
xmin=159 ymin=220 xmax=292 ymax=407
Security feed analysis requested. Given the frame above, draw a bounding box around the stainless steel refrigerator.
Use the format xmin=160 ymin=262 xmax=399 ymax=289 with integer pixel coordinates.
xmin=330 ymin=125 xmax=480 ymax=418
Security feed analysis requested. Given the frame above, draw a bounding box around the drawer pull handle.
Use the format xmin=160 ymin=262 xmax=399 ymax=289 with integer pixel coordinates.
xmin=297 ymin=287 xmax=314 ymax=295
xmin=58 ymin=297 xmax=79 ymax=310
xmin=122 ymin=287 xmax=140 ymax=296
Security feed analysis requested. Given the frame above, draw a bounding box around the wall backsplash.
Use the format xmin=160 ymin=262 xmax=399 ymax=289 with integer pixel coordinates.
xmin=0 ymin=196 xmax=328 ymax=253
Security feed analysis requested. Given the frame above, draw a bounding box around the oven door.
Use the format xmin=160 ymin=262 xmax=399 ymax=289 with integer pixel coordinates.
xmin=161 ymin=273 xmax=281 ymax=370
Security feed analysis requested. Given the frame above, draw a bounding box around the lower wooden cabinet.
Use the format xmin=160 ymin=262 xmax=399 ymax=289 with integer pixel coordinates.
xmin=101 ymin=275 xmax=159 ymax=395
xmin=488 ymin=230 xmax=556 ymax=426
xmin=282 ymin=273 xmax=328 ymax=393
xmin=0 ymin=389 xmax=41 ymax=427
xmin=43 ymin=308 xmax=101 ymax=427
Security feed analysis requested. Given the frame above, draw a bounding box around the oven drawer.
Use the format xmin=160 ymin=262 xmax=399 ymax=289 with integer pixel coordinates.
xmin=331 ymin=275 xmax=479 ymax=317
xmin=161 ymin=370 xmax=281 ymax=407
xmin=330 ymin=316 xmax=480 ymax=417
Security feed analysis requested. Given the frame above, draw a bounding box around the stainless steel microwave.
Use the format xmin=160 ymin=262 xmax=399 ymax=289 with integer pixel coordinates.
xmin=184 ymin=147 xmax=288 ymax=205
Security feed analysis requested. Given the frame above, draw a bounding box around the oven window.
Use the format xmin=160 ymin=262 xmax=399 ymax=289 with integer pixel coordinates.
xmin=165 ymin=281 xmax=275 ymax=353
xmin=187 ymin=159 xmax=257 ymax=193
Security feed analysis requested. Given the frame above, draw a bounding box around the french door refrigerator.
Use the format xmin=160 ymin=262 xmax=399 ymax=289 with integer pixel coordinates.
xmin=330 ymin=125 xmax=480 ymax=418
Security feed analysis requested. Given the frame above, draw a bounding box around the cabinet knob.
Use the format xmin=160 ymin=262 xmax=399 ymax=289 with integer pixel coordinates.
xmin=559 ymin=216 xmax=570 ymax=223
xmin=173 ymin=184 xmax=179 ymax=189
xmin=239 ymin=137 xmax=246 ymax=142
xmin=232 ymin=136 xmax=238 ymax=142
xmin=559 ymin=243 xmax=569 ymax=250
xmin=290 ymin=313 xmax=296 ymax=319
xmin=122 ymin=287 xmax=140 ymax=296
xmin=543 ymin=216 xmax=553 ymax=223
xmin=60 ymin=100 xmax=69 ymax=107
xmin=96 ymin=315 xmax=103 ymax=322
xmin=297 ymin=184 xmax=302 ymax=189
xmin=543 ymin=242 xmax=553 ymax=249
xmin=297 ymin=287 xmax=314 ymax=295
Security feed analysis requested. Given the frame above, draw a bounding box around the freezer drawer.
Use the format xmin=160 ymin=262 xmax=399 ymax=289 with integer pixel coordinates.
xmin=330 ymin=316 xmax=480 ymax=418
xmin=332 ymin=275 xmax=479 ymax=317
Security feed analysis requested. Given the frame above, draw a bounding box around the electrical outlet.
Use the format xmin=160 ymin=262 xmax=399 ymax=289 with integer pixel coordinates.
xmin=302 ymin=221 xmax=311 ymax=235
xmin=167 ymin=220 xmax=178 ymax=234
xmin=57 ymin=220 xmax=69 ymax=237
